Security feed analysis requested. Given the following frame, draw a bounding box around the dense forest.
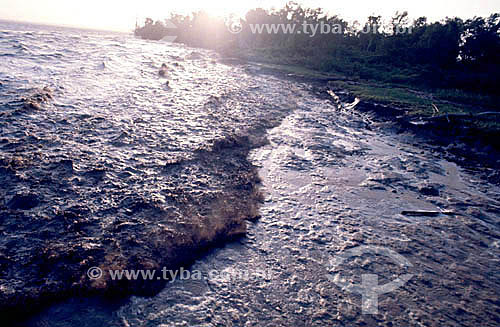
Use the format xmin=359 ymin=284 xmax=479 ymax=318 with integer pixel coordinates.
xmin=135 ymin=2 xmax=500 ymax=94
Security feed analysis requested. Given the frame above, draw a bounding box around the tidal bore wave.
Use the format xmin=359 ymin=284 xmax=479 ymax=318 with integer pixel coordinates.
xmin=0 ymin=20 xmax=293 ymax=317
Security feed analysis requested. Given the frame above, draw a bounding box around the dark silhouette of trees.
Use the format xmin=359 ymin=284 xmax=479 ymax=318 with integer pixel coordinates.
xmin=134 ymin=18 xmax=173 ymax=41
xmin=461 ymin=14 xmax=500 ymax=66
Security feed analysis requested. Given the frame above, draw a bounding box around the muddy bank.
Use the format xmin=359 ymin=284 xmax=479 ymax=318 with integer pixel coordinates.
xmin=324 ymin=83 xmax=500 ymax=185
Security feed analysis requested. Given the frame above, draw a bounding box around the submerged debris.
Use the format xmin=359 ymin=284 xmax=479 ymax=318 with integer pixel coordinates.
xmin=21 ymin=86 xmax=53 ymax=110
xmin=418 ymin=184 xmax=442 ymax=196
xmin=7 ymin=193 xmax=40 ymax=210
xmin=159 ymin=63 xmax=168 ymax=77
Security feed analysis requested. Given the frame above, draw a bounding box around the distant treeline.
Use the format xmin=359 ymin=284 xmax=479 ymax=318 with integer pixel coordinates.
xmin=135 ymin=2 xmax=500 ymax=93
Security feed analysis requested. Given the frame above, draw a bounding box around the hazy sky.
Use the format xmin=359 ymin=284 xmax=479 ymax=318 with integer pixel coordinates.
xmin=0 ymin=0 xmax=498 ymax=32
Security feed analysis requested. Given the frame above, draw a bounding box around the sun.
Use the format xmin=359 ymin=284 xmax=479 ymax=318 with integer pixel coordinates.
xmin=197 ymin=3 xmax=250 ymax=17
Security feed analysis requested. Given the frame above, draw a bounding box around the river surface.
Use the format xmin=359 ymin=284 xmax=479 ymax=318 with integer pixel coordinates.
xmin=0 ymin=21 xmax=499 ymax=327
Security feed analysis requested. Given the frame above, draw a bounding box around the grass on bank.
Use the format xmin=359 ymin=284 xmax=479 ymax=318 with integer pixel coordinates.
xmin=327 ymin=80 xmax=498 ymax=117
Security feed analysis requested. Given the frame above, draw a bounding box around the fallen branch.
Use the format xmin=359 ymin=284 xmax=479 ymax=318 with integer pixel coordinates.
xmin=431 ymin=103 xmax=440 ymax=117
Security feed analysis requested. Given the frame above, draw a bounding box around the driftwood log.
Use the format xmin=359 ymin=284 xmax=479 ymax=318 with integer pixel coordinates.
xmin=401 ymin=210 xmax=456 ymax=217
